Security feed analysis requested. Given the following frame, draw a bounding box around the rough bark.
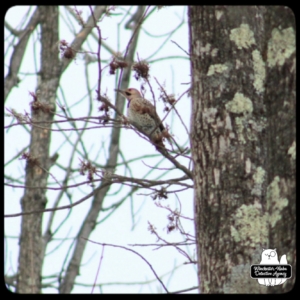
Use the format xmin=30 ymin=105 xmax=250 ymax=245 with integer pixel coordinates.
xmin=188 ymin=6 xmax=295 ymax=293
xmin=16 ymin=6 xmax=60 ymax=293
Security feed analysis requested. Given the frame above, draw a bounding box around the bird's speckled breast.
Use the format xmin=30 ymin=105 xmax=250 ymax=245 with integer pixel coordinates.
xmin=127 ymin=98 xmax=160 ymax=136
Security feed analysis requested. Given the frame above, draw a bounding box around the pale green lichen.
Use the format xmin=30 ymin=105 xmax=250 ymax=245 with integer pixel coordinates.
xmin=267 ymin=27 xmax=295 ymax=68
xmin=234 ymin=117 xmax=246 ymax=144
xmin=246 ymin=126 xmax=258 ymax=142
xmin=247 ymin=118 xmax=268 ymax=143
xmin=230 ymin=225 xmax=241 ymax=243
xmin=211 ymin=48 xmax=218 ymax=57
xmin=200 ymin=42 xmax=211 ymax=55
xmin=231 ymin=176 xmax=288 ymax=253
xmin=251 ymin=166 xmax=266 ymax=196
xmin=226 ymin=93 xmax=253 ymax=114
xmin=230 ymin=24 xmax=256 ymax=49
xmin=230 ymin=203 xmax=268 ymax=247
xmin=207 ymin=64 xmax=228 ymax=76
xmin=252 ymin=50 xmax=266 ymax=93
xmin=215 ymin=10 xmax=223 ymax=20
xmin=288 ymin=140 xmax=296 ymax=160
xmin=245 ymin=158 xmax=251 ymax=174
xmin=203 ymin=280 xmax=210 ymax=293
xmin=253 ymin=167 xmax=266 ymax=184
xmin=267 ymin=176 xmax=289 ymax=228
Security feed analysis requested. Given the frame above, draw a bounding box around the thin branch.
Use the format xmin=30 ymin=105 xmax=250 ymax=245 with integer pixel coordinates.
xmin=156 ymin=147 xmax=193 ymax=179
xmin=5 ymin=8 xmax=40 ymax=100
xmin=61 ymin=6 xmax=107 ymax=73
xmin=171 ymin=40 xmax=190 ymax=56
xmin=82 ymin=238 xmax=169 ymax=293
xmin=91 ymin=245 xmax=105 ymax=294
xmin=171 ymin=286 xmax=199 ymax=294
xmin=4 ymin=186 xmax=104 ymax=218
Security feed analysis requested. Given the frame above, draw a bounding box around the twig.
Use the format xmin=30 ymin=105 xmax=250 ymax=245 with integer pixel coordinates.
xmin=171 ymin=40 xmax=190 ymax=56
xmin=83 ymin=238 xmax=169 ymax=293
xmin=5 ymin=8 xmax=40 ymax=100
xmin=171 ymin=286 xmax=199 ymax=294
xmin=91 ymin=245 xmax=105 ymax=294
xmin=4 ymin=186 xmax=103 ymax=218
xmin=89 ymin=6 xmax=103 ymax=99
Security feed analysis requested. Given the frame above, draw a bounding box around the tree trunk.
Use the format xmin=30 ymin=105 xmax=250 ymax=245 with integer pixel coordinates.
xmin=59 ymin=6 xmax=146 ymax=294
xmin=188 ymin=6 xmax=295 ymax=293
xmin=16 ymin=6 xmax=60 ymax=293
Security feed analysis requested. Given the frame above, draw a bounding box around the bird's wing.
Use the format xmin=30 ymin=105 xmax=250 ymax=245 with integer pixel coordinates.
xmin=130 ymin=98 xmax=165 ymax=131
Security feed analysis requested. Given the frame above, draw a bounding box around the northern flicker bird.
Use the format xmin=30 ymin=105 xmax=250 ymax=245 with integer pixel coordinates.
xmin=115 ymin=88 xmax=169 ymax=147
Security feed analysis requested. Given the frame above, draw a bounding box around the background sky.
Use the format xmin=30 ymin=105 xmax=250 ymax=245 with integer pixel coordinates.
xmin=4 ymin=6 xmax=197 ymax=293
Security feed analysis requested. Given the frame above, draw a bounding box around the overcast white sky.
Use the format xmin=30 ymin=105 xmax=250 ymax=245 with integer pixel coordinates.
xmin=5 ymin=6 xmax=197 ymax=293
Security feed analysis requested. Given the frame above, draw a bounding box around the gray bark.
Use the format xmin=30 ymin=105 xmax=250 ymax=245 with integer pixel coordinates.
xmin=188 ymin=6 xmax=295 ymax=293
xmin=17 ymin=6 xmax=60 ymax=293
xmin=16 ymin=5 xmax=109 ymax=293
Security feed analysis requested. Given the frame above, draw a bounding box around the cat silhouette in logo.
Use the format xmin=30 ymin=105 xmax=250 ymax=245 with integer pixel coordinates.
xmin=257 ymin=249 xmax=287 ymax=286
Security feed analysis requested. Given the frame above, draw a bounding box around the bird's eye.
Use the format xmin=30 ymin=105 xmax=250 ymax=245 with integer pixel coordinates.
xmin=125 ymin=92 xmax=130 ymax=96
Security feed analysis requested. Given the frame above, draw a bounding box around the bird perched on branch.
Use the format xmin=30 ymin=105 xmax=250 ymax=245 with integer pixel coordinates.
xmin=115 ymin=88 xmax=171 ymax=148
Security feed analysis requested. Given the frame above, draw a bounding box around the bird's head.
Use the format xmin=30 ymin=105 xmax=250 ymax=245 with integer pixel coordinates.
xmin=115 ymin=88 xmax=141 ymax=101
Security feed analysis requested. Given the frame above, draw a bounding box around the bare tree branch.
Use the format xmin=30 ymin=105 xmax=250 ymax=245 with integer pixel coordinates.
xmin=59 ymin=6 xmax=147 ymax=294
xmin=5 ymin=8 xmax=40 ymax=100
xmin=82 ymin=238 xmax=169 ymax=293
xmin=61 ymin=6 xmax=107 ymax=73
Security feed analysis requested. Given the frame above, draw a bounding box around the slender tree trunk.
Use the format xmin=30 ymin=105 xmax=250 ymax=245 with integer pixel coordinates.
xmin=188 ymin=6 xmax=295 ymax=293
xmin=16 ymin=6 xmax=60 ymax=293
xmin=59 ymin=6 xmax=146 ymax=294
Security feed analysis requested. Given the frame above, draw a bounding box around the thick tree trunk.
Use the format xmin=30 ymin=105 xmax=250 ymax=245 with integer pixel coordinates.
xmin=188 ymin=6 xmax=295 ymax=293
xmin=16 ymin=6 xmax=60 ymax=293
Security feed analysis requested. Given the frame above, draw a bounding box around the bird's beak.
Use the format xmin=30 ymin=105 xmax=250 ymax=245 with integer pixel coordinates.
xmin=114 ymin=89 xmax=126 ymax=96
